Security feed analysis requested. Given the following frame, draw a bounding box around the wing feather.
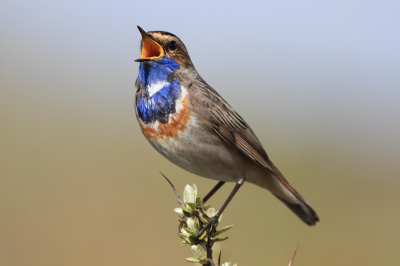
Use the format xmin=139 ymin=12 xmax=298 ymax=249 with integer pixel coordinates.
xmin=189 ymin=79 xmax=274 ymax=172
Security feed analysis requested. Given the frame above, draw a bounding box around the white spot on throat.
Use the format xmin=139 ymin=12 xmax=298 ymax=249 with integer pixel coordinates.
xmin=174 ymin=86 xmax=188 ymax=114
xmin=147 ymin=81 xmax=170 ymax=97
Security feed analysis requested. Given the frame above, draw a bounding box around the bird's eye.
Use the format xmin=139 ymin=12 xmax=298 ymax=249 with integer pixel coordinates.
xmin=168 ymin=40 xmax=178 ymax=51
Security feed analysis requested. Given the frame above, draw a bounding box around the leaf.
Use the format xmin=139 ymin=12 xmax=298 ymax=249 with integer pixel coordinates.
xmin=185 ymin=257 xmax=200 ymax=263
xmin=185 ymin=228 xmax=198 ymax=238
xmin=178 ymin=234 xmax=190 ymax=244
xmin=214 ymin=214 xmax=222 ymax=228
xmin=180 ymin=240 xmax=191 ymax=246
xmin=186 ymin=217 xmax=200 ymax=233
xmin=183 ymin=184 xmax=197 ymax=204
xmin=213 ymin=236 xmax=229 ymax=242
xmin=196 ymin=197 xmax=203 ymax=207
xmin=214 ymin=225 xmax=233 ymax=237
xmin=193 ymin=217 xmax=200 ymax=232
xmin=200 ymin=243 xmax=207 ymax=253
xmin=177 ymin=233 xmax=186 ymax=240
xmin=180 ymin=228 xmax=191 ymax=239
xmin=174 ymin=207 xmax=184 ymax=216
xmin=186 ymin=202 xmax=197 ymax=212
xmin=198 ymin=230 xmax=208 ymax=240
xmin=206 ymin=208 xmax=216 ymax=218
xmin=186 ymin=218 xmax=195 ymax=231
xmin=191 ymin=244 xmax=207 ymax=259
xmin=181 ymin=205 xmax=192 ymax=214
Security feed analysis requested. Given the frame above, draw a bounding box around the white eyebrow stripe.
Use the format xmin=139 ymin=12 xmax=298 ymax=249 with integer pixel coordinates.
xmin=147 ymin=81 xmax=170 ymax=97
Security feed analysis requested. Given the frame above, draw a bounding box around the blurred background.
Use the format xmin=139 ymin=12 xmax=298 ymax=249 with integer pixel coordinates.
xmin=1 ymin=1 xmax=399 ymax=265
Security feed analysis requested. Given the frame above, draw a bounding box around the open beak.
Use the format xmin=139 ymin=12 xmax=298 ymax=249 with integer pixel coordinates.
xmin=135 ymin=26 xmax=164 ymax=62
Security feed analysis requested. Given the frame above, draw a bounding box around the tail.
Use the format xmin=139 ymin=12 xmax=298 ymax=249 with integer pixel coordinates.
xmin=263 ymin=161 xmax=320 ymax=226
xmin=276 ymin=195 xmax=319 ymax=226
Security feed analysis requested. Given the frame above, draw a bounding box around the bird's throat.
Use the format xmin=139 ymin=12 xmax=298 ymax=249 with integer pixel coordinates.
xmin=136 ymin=58 xmax=182 ymax=124
xmin=137 ymin=57 xmax=180 ymax=94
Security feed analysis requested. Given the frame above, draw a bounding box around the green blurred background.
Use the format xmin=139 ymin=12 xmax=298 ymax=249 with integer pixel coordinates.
xmin=1 ymin=1 xmax=399 ymax=265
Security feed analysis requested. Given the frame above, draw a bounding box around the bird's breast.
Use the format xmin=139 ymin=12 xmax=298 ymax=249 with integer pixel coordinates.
xmin=136 ymin=86 xmax=191 ymax=140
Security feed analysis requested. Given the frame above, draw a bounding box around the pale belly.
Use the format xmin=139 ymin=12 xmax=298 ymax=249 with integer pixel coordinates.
xmin=146 ymin=116 xmax=246 ymax=182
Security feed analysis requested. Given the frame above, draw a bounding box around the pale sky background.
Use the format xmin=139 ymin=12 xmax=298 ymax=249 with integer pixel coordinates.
xmin=1 ymin=1 xmax=399 ymax=265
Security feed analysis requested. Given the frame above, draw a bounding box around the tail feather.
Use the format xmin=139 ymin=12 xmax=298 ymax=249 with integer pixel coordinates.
xmin=266 ymin=161 xmax=320 ymax=226
xmin=276 ymin=196 xmax=319 ymax=226
xmin=248 ymin=160 xmax=320 ymax=225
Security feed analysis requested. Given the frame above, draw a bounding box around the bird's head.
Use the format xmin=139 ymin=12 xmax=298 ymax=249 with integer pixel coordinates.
xmin=135 ymin=26 xmax=193 ymax=69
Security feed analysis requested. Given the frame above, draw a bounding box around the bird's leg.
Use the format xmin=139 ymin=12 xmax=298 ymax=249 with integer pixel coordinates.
xmin=203 ymin=181 xmax=225 ymax=203
xmin=197 ymin=176 xmax=245 ymax=238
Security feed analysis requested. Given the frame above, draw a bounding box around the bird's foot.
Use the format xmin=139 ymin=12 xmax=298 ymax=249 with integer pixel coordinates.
xmin=197 ymin=214 xmax=219 ymax=240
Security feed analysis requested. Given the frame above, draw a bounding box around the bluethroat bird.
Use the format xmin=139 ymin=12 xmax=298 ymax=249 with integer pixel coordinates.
xmin=134 ymin=26 xmax=319 ymax=229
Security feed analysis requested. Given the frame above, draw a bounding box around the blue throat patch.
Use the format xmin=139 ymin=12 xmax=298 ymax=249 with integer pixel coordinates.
xmin=136 ymin=57 xmax=181 ymax=124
